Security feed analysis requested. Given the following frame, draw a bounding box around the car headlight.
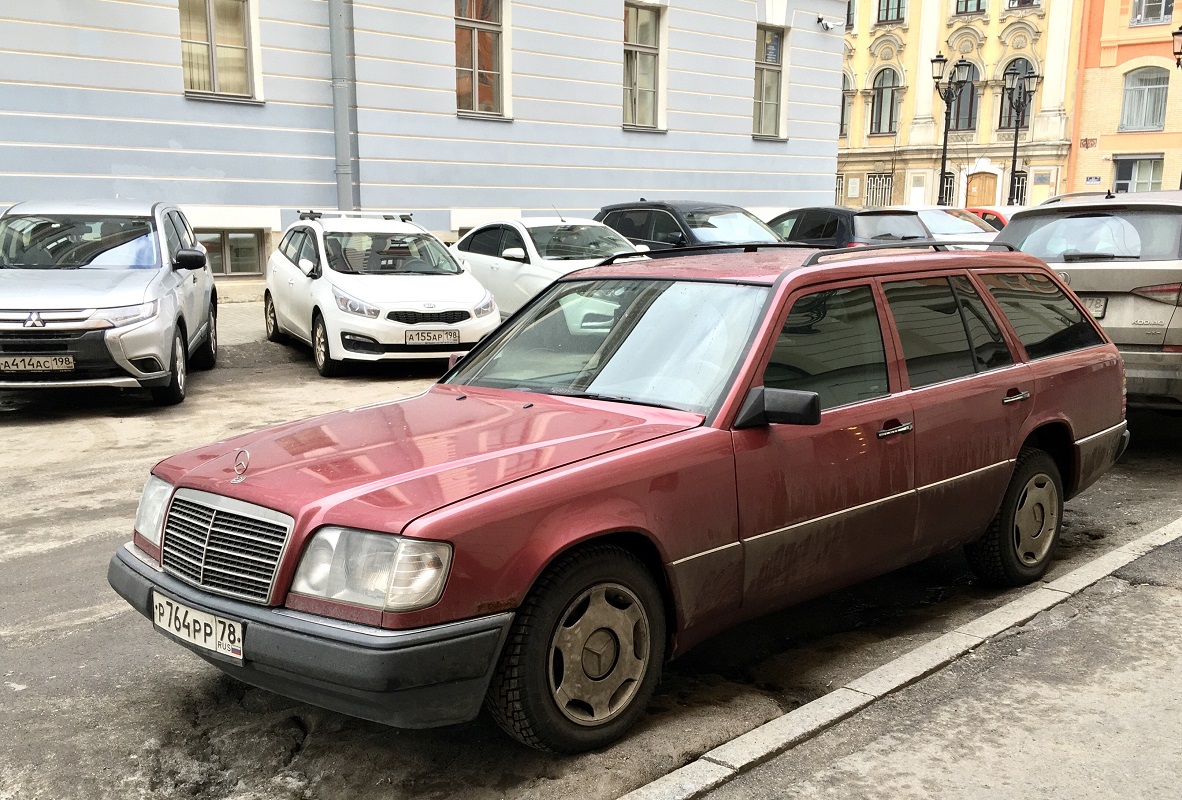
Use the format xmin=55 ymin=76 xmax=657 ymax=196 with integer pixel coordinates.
xmin=92 ymin=301 xmax=159 ymax=328
xmin=473 ymin=291 xmax=496 ymax=318
xmin=332 ymin=286 xmax=380 ymax=318
xmin=291 ymin=527 xmax=452 ymax=612
xmin=134 ymin=475 xmax=173 ymax=547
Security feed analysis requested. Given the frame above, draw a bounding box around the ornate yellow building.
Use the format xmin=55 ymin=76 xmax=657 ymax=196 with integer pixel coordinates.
xmin=1067 ymin=0 xmax=1181 ymax=193
xmin=838 ymin=0 xmax=1082 ymax=207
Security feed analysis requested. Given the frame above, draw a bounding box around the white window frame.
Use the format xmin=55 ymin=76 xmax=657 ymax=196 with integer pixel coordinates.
xmin=1114 ymin=157 xmax=1164 ymax=193
xmin=179 ymin=0 xmax=261 ymax=100
xmin=753 ymin=26 xmax=785 ymax=138
xmin=866 ymin=172 xmax=894 ymax=207
xmin=455 ymin=1 xmax=506 ymax=116
xmin=624 ymin=3 xmax=664 ymax=129
xmin=1131 ymin=0 xmax=1173 ymax=25
xmin=1120 ymin=68 xmax=1169 ymax=131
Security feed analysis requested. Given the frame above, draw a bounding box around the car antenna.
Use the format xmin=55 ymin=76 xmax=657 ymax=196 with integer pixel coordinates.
xmin=1105 ymin=189 xmax=1116 ymax=199
xmin=551 ymin=204 xmax=566 ymax=224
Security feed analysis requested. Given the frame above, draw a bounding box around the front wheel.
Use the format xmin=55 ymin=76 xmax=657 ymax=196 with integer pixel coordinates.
xmin=965 ymin=448 xmax=1063 ymax=587
xmin=312 ymin=314 xmax=343 ymax=377
xmin=151 ymin=329 xmax=187 ymax=406
xmin=264 ymin=292 xmax=284 ymax=343
xmin=190 ymin=300 xmax=217 ymax=370
xmin=485 ymin=545 xmax=666 ymax=753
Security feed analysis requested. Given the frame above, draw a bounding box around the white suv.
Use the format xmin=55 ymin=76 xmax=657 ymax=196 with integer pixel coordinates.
xmin=264 ymin=212 xmax=499 ymax=376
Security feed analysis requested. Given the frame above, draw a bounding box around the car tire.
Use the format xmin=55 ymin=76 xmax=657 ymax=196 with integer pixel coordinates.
xmin=151 ymin=329 xmax=188 ymax=406
xmin=264 ymin=292 xmax=284 ymax=343
xmin=312 ymin=313 xmax=344 ymax=378
xmin=190 ymin=299 xmax=217 ymax=370
xmin=965 ymin=447 xmax=1063 ymax=587
xmin=485 ymin=544 xmax=666 ymax=753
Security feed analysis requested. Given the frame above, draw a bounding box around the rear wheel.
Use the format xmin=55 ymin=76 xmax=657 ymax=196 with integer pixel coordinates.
xmin=485 ymin=545 xmax=665 ymax=753
xmin=190 ymin=298 xmax=217 ymax=370
xmin=312 ymin=313 xmax=344 ymax=377
xmin=965 ymin=448 xmax=1063 ymax=587
xmin=264 ymin=292 xmax=284 ymax=342
xmin=151 ymin=329 xmax=187 ymax=406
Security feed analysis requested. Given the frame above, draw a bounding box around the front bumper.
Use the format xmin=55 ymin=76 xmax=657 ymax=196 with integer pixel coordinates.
xmin=108 ymin=544 xmax=513 ymax=728
xmin=0 ymin=316 xmax=173 ymax=390
xmin=327 ymin=308 xmax=500 ymax=362
xmin=1119 ymin=349 xmax=1182 ymax=410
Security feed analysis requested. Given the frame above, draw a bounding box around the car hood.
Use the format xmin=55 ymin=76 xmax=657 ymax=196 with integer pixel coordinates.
xmin=0 ymin=268 xmax=160 ymax=309
xmin=329 ymin=271 xmax=488 ymax=307
xmin=152 ymin=384 xmax=704 ymax=537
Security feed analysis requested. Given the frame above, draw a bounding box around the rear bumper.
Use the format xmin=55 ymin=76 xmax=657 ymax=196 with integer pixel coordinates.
xmin=108 ymin=543 xmax=513 ymax=728
xmin=1120 ymin=349 xmax=1182 ymax=409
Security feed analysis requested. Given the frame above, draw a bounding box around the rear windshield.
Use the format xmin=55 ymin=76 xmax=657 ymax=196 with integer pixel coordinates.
xmin=527 ymin=224 xmax=634 ymax=260
xmin=683 ymin=210 xmax=781 ymax=244
xmin=996 ymin=208 xmax=1182 ymax=262
xmin=323 ymin=232 xmax=461 ymax=275
xmin=853 ymin=213 xmax=928 ymax=240
xmin=918 ymin=209 xmax=994 ymax=235
xmin=0 ymin=215 xmax=159 ymax=270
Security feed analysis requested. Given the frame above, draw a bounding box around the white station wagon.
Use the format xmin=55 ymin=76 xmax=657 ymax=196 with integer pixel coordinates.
xmin=265 ymin=212 xmax=500 ymax=376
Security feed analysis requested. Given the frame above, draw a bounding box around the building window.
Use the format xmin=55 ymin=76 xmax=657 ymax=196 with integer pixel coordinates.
xmin=951 ymin=64 xmax=980 ymax=130
xmin=840 ymin=74 xmax=852 ymax=137
xmin=179 ymin=0 xmax=252 ymax=96
xmin=847 ymin=1 xmax=855 ymax=27
xmin=753 ymin=28 xmax=784 ymax=137
xmin=957 ymin=0 xmax=986 ymax=12
xmin=1006 ymin=0 xmax=1040 ymax=7
xmin=1120 ymin=68 xmax=1169 ymax=131
xmin=624 ymin=4 xmax=660 ymax=128
xmin=1000 ymin=58 xmax=1035 ymax=129
xmin=866 ymin=173 xmax=894 ymax=206
xmin=1114 ymin=158 xmax=1164 ymax=193
xmin=871 ymin=68 xmax=900 ymax=134
xmin=1011 ymin=171 xmax=1028 ymax=204
xmin=835 ymin=174 xmax=846 ymax=204
xmin=877 ymin=0 xmax=905 ymax=22
xmin=455 ymin=1 xmax=502 ymax=115
xmin=196 ymin=230 xmax=263 ymax=275
xmin=1131 ymin=0 xmax=1173 ymax=25
xmin=941 ymin=172 xmax=957 ymax=203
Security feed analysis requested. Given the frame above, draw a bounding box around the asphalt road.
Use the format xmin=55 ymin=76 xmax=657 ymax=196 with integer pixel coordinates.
xmin=3 ymin=341 xmax=1182 ymax=800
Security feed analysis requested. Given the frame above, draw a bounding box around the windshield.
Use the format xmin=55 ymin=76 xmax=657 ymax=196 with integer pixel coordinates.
xmin=997 ymin=209 xmax=1182 ymax=262
xmin=527 ymin=224 xmax=635 ymax=260
xmin=853 ymin=213 xmax=928 ymax=240
xmin=447 ymin=278 xmax=769 ymax=415
xmin=918 ymin=209 xmax=994 ymax=235
xmin=323 ymin=232 xmax=461 ymax=275
xmin=0 ymin=215 xmax=159 ymax=270
xmin=684 ymin=210 xmax=781 ymax=244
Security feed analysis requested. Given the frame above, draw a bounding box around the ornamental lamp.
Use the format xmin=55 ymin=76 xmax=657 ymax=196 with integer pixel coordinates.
xmin=931 ymin=53 xmax=948 ymax=83
xmin=1173 ymin=25 xmax=1182 ymax=67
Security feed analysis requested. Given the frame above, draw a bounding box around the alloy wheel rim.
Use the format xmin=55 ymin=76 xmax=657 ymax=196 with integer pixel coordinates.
xmin=175 ymin=336 xmax=186 ymax=393
xmin=314 ymin=322 xmax=325 ymax=367
xmin=1013 ymin=472 xmax=1058 ymax=566
xmin=210 ymin=312 xmax=217 ymax=356
xmin=265 ymin=298 xmax=275 ymax=336
xmin=547 ymin=583 xmax=650 ymax=727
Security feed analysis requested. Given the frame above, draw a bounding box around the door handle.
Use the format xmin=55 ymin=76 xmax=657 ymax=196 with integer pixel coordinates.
xmin=1002 ymin=390 xmax=1031 ymax=405
xmin=877 ymin=421 xmax=914 ymax=439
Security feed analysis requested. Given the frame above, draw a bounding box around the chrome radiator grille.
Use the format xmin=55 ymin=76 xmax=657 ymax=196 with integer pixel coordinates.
xmin=160 ymin=490 xmax=294 ymax=604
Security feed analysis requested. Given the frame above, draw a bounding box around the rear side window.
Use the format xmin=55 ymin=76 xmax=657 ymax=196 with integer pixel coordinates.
xmin=466 ymin=226 xmax=504 ymax=256
xmin=853 ymin=213 xmax=927 ymax=240
xmin=951 ymin=276 xmax=1013 ymax=371
xmin=795 ymin=211 xmax=839 ymax=240
xmin=612 ymin=210 xmax=651 ymax=241
xmin=998 ymin=209 xmax=1182 ymax=262
xmin=979 ymin=273 xmax=1105 ymax=359
xmin=763 ymin=285 xmax=890 ymax=410
xmin=883 ymin=279 xmax=976 ymax=389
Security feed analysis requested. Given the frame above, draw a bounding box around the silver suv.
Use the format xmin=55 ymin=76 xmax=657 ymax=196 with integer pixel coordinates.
xmin=0 ymin=201 xmax=217 ymax=405
xmin=996 ymin=192 xmax=1182 ymax=410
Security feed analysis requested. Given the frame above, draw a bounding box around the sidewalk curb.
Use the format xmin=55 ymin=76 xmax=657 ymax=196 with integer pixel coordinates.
xmin=618 ymin=516 xmax=1182 ymax=800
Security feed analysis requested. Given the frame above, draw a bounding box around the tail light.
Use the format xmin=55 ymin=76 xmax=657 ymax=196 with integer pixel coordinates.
xmin=1131 ymin=283 xmax=1182 ymax=305
xmin=846 ymin=242 xmax=866 ymax=248
xmin=1163 ymin=345 xmax=1182 ymax=353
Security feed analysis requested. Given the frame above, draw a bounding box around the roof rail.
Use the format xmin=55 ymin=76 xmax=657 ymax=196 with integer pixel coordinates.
xmin=799 ymin=240 xmax=1019 ymax=267
xmin=298 ymin=209 xmax=414 ymax=223
xmin=596 ymin=241 xmax=817 ymax=266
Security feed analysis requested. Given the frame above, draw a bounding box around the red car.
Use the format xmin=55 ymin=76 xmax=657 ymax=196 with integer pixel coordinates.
xmin=109 ymin=244 xmax=1127 ymax=752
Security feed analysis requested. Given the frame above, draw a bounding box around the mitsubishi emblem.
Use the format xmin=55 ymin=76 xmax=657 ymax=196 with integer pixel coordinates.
xmin=231 ymin=449 xmax=250 ymax=483
xmin=23 ymin=312 xmax=45 ymax=328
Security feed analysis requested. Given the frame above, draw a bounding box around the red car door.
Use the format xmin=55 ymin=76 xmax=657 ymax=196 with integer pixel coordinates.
xmin=732 ymin=282 xmax=917 ymax=614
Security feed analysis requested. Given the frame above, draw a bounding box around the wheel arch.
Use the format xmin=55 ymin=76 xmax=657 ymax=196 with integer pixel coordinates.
xmin=1020 ymin=421 xmax=1076 ymax=498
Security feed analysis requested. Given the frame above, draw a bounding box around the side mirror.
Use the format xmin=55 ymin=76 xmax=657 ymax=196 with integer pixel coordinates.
xmin=174 ymin=248 xmax=206 ymax=271
xmin=733 ymin=386 xmax=821 ymax=429
xmin=501 ymin=247 xmax=528 ymax=262
xmin=298 ymin=258 xmax=320 ymax=278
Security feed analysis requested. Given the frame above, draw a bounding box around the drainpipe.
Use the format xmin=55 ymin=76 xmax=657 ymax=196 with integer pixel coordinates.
xmin=328 ymin=0 xmax=358 ymax=210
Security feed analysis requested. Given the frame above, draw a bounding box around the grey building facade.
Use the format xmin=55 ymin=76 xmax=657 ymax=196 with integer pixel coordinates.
xmin=0 ymin=0 xmax=845 ymax=276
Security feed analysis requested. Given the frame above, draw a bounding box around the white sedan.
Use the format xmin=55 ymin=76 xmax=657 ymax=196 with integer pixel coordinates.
xmin=888 ymin=206 xmax=998 ymax=244
xmin=450 ymin=217 xmax=640 ymax=317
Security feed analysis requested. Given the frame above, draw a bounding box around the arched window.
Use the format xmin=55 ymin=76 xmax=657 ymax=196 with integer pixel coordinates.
xmin=840 ymin=74 xmax=852 ymax=137
xmin=950 ymin=63 xmax=980 ymax=131
xmin=999 ymin=58 xmax=1034 ymax=129
xmin=1121 ymin=67 xmax=1169 ymax=131
xmin=871 ymin=68 xmax=900 ymax=134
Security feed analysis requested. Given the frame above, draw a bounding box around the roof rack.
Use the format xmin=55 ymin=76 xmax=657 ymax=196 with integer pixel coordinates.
xmin=596 ymin=242 xmax=817 ymax=266
xmin=298 ymin=209 xmax=414 ymax=223
xmin=799 ymin=240 xmax=1018 ymax=267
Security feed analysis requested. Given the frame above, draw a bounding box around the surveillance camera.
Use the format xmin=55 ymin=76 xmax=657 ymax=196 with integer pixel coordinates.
xmin=818 ymin=15 xmax=836 ymax=30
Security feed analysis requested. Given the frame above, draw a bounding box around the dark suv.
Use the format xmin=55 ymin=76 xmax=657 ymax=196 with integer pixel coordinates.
xmin=594 ymin=200 xmax=781 ymax=250
xmin=767 ymin=206 xmax=930 ymax=248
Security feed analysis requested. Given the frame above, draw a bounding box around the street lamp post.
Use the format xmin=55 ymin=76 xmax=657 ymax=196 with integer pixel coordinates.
xmin=932 ymin=54 xmax=973 ymax=207
xmin=1004 ymin=69 xmax=1040 ymax=205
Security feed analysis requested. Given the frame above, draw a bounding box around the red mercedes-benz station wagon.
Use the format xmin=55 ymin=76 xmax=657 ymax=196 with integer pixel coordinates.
xmin=109 ymin=244 xmax=1128 ymax=752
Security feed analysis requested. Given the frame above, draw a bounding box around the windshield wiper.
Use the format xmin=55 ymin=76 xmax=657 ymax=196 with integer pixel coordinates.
xmin=1062 ymin=252 xmax=1135 ymax=261
xmin=543 ymin=389 xmax=686 ymax=412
